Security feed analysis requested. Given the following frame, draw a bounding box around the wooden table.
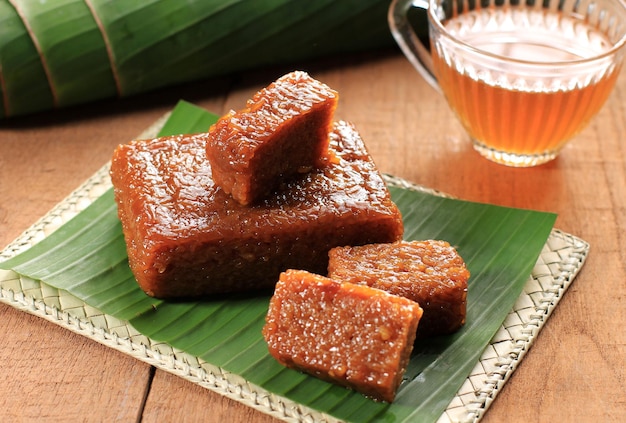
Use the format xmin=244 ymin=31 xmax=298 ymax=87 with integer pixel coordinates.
xmin=1 ymin=50 xmax=624 ymax=422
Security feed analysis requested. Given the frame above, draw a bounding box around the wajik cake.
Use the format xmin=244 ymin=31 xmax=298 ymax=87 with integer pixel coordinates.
xmin=262 ymin=269 xmax=423 ymax=403
xmin=110 ymin=121 xmax=403 ymax=298
xmin=205 ymin=71 xmax=338 ymax=206
xmin=328 ymin=240 xmax=469 ymax=337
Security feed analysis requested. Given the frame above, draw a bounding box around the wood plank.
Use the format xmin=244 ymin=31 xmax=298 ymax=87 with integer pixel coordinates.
xmin=0 ymin=303 xmax=150 ymax=421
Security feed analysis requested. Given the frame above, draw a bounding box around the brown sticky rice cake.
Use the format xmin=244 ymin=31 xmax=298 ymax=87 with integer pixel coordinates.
xmin=262 ymin=269 xmax=423 ymax=403
xmin=205 ymin=71 xmax=339 ymax=205
xmin=110 ymin=121 xmax=403 ymax=298
xmin=328 ymin=240 xmax=469 ymax=337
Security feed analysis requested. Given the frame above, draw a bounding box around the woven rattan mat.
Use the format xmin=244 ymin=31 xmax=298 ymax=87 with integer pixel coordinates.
xmin=0 ymin=118 xmax=589 ymax=423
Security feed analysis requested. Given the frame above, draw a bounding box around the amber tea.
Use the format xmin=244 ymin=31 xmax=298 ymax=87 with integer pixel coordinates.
xmin=433 ymin=8 xmax=621 ymax=166
xmin=389 ymin=0 xmax=626 ymax=167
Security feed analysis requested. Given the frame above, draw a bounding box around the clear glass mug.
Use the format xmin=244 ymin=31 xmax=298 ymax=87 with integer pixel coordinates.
xmin=389 ymin=0 xmax=626 ymax=167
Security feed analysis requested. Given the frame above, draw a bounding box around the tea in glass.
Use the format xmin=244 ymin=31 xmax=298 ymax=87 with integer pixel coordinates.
xmin=389 ymin=0 xmax=626 ymax=167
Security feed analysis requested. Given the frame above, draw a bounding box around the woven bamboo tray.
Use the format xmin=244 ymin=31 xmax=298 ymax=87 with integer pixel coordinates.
xmin=0 ymin=118 xmax=589 ymax=423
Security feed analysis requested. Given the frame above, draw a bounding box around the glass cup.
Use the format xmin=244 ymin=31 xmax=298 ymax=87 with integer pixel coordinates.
xmin=389 ymin=0 xmax=626 ymax=167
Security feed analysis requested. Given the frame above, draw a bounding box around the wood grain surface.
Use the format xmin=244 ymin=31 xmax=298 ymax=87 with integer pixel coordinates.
xmin=1 ymin=50 xmax=624 ymax=423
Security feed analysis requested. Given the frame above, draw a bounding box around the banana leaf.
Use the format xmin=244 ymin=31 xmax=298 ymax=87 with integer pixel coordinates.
xmin=0 ymin=0 xmax=395 ymax=119
xmin=0 ymin=100 xmax=557 ymax=422
xmin=0 ymin=0 xmax=55 ymax=116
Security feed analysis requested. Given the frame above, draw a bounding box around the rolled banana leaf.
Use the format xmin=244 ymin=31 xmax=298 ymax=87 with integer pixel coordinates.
xmin=0 ymin=0 xmax=395 ymax=118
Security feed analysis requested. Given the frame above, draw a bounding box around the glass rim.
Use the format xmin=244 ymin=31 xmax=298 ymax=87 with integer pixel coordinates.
xmin=427 ymin=0 xmax=626 ymax=67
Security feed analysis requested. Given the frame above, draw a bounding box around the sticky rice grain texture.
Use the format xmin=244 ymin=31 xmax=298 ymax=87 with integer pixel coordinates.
xmin=110 ymin=121 xmax=403 ymax=298
xmin=328 ymin=240 xmax=469 ymax=337
xmin=205 ymin=71 xmax=339 ymax=205
xmin=263 ymin=269 xmax=423 ymax=403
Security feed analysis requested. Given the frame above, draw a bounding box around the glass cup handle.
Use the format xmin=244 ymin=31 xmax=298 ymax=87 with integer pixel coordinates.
xmin=388 ymin=0 xmax=440 ymax=92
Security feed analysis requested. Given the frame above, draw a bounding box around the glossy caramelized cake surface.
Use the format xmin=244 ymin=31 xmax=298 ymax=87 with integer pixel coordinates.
xmin=110 ymin=121 xmax=403 ymax=298
xmin=205 ymin=71 xmax=338 ymax=205
xmin=263 ymin=269 xmax=422 ymax=403
xmin=328 ymin=240 xmax=469 ymax=337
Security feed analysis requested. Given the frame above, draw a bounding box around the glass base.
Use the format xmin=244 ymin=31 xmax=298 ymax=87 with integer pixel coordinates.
xmin=472 ymin=141 xmax=560 ymax=167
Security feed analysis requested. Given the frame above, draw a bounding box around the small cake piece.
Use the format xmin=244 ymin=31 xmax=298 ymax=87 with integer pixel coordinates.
xmin=328 ymin=240 xmax=469 ymax=337
xmin=110 ymin=121 xmax=403 ymax=298
xmin=205 ymin=71 xmax=339 ymax=205
xmin=263 ymin=269 xmax=423 ymax=402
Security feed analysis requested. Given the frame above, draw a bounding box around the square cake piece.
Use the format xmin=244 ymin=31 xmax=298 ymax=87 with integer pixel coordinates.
xmin=110 ymin=121 xmax=403 ymax=298
xmin=328 ymin=240 xmax=469 ymax=337
xmin=205 ymin=71 xmax=338 ymax=205
xmin=263 ymin=269 xmax=423 ymax=403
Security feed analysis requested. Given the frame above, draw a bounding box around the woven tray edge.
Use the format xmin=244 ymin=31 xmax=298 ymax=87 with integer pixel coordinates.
xmin=0 ymin=117 xmax=590 ymax=423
